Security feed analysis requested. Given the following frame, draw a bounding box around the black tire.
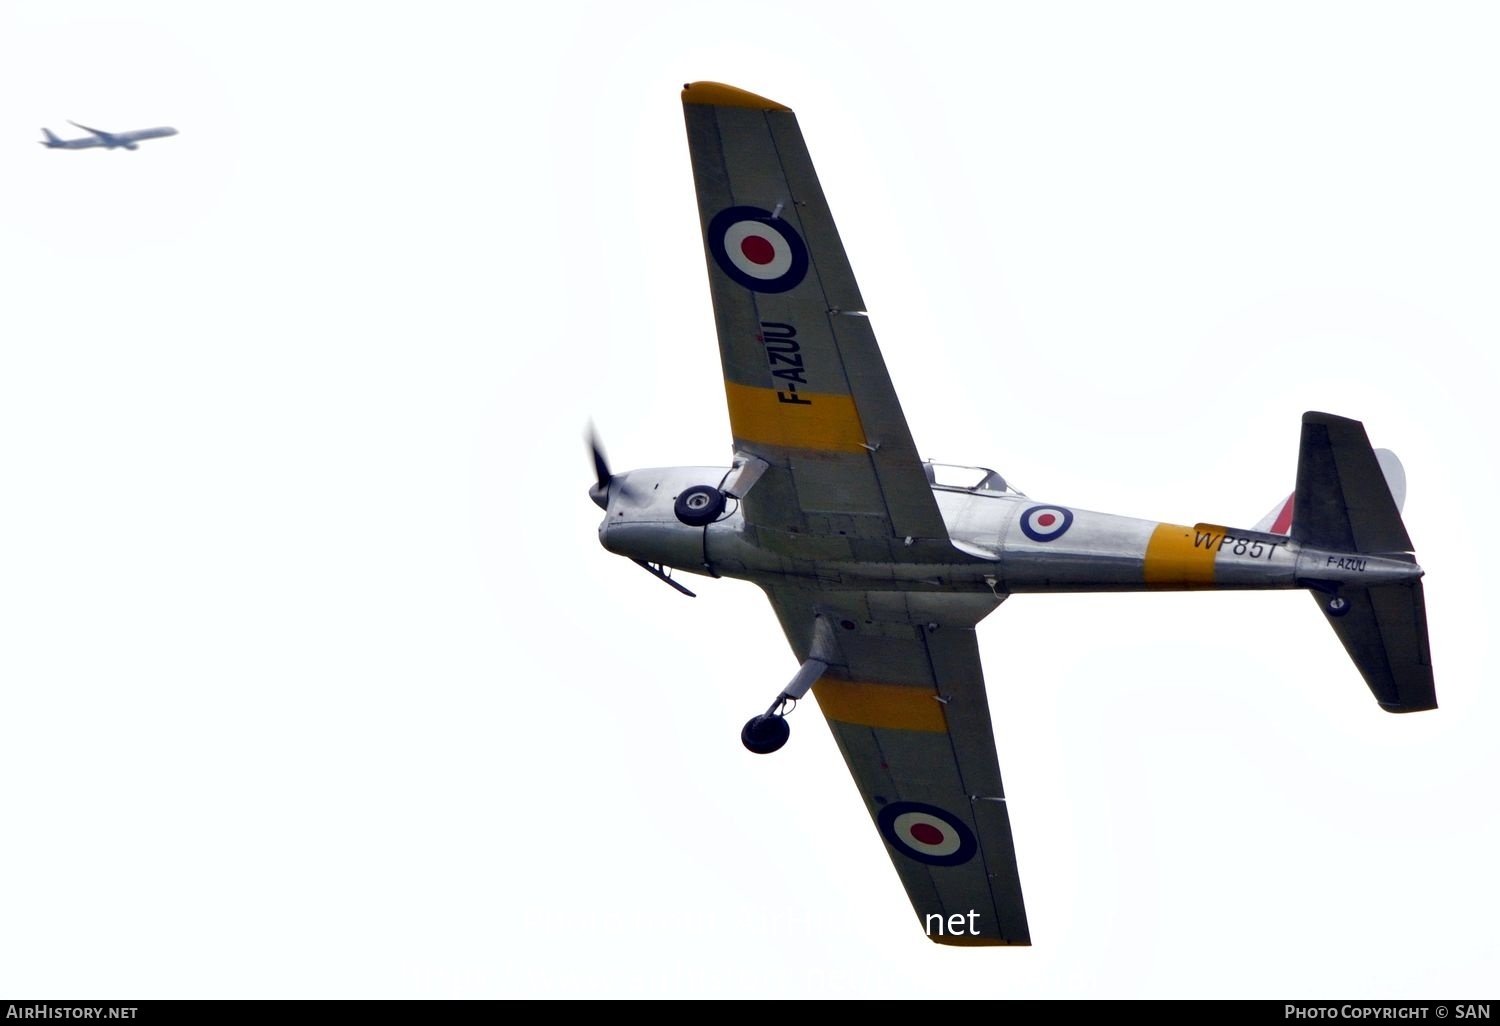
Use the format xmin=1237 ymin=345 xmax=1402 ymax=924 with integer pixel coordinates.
xmin=674 ymin=485 xmax=726 ymax=526
xmin=1327 ymin=595 xmax=1351 ymax=617
xmin=741 ymin=714 xmax=790 ymax=755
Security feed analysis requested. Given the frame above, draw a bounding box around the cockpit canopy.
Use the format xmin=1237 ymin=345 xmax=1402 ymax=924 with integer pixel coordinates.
xmin=923 ymin=462 xmax=1023 ymax=496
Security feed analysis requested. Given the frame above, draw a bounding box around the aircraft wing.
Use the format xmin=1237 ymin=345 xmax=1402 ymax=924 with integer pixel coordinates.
xmin=764 ymin=585 xmax=1029 ymax=944
xmin=681 ymin=82 xmax=950 ymax=561
xmin=67 ymin=121 xmax=114 ymax=141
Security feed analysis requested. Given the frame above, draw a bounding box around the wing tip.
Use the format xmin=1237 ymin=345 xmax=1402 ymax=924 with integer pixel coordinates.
xmin=928 ymin=933 xmax=1031 ymax=948
xmin=1379 ymin=698 xmax=1439 ymax=714
xmin=681 ymin=80 xmax=791 ymax=111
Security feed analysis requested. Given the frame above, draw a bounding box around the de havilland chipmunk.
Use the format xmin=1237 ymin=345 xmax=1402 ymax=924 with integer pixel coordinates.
xmin=589 ymin=82 xmax=1435 ymax=945
xmin=40 ymin=121 xmax=177 ymax=150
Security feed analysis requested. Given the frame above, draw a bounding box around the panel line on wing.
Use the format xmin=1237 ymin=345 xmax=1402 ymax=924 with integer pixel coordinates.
xmin=759 ymin=116 xmax=913 ymax=530
xmin=914 ymin=626 xmax=1024 ymax=940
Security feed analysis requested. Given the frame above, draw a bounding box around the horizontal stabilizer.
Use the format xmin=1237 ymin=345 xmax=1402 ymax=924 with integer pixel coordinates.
xmin=1317 ymin=583 xmax=1436 ymax=712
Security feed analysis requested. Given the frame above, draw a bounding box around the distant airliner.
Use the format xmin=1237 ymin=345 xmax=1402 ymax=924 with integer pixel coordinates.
xmin=40 ymin=121 xmax=177 ymax=151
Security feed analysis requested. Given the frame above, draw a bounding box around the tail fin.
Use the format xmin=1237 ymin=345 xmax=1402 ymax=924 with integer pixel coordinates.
xmin=1253 ymin=449 xmax=1406 ymax=536
xmin=1253 ymin=492 xmax=1296 ymax=535
xmin=1294 ymin=414 xmax=1411 ymax=553
xmin=40 ymin=127 xmax=62 ymax=147
xmin=1294 ymin=412 xmax=1435 ymax=713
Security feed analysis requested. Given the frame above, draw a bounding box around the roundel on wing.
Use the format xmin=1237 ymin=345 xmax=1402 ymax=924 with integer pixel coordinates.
xmin=876 ymin=801 xmax=978 ymax=867
xmin=706 ymin=206 xmax=809 ymax=294
xmin=1019 ymin=505 xmax=1074 ymax=542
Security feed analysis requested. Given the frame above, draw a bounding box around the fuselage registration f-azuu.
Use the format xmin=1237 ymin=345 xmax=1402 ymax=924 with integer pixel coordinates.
xmin=589 ymin=81 xmax=1435 ymax=946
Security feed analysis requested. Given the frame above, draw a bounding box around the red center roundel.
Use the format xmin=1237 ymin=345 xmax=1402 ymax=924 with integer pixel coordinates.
xmin=723 ymin=221 xmax=794 ymax=280
xmin=891 ymin=811 xmax=964 ymax=858
xmin=706 ymin=206 xmax=810 ymax=294
xmin=1020 ymin=505 xmax=1074 ymax=542
xmin=740 ymin=235 xmax=776 ymax=265
xmin=910 ymin=823 xmax=945 ymax=846
xmin=877 ymin=802 xmax=978 ymax=867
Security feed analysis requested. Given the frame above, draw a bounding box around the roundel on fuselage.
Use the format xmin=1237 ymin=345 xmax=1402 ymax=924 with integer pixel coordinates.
xmin=1020 ymin=505 xmax=1074 ymax=542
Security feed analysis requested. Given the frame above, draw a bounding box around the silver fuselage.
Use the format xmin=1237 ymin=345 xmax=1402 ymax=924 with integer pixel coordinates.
xmin=598 ymin=466 xmax=1421 ymax=597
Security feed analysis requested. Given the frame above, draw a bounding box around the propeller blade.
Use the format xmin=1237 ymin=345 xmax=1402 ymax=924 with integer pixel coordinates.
xmin=587 ymin=424 xmax=612 ymax=509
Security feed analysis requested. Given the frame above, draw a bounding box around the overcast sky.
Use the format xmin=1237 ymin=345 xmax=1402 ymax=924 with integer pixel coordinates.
xmin=2 ymin=0 xmax=1496 ymax=999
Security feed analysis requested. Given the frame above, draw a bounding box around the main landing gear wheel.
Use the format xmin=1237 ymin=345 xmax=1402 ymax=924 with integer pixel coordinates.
xmin=674 ymin=485 xmax=726 ymax=526
xmin=741 ymin=714 xmax=790 ymax=755
xmin=1327 ymin=595 xmax=1351 ymax=617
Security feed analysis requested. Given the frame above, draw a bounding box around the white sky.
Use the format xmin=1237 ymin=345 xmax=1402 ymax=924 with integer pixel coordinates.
xmin=2 ymin=0 xmax=1496 ymax=999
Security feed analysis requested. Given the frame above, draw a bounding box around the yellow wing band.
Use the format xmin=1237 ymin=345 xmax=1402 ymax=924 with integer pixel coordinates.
xmin=812 ymin=679 xmax=949 ymax=733
xmin=724 ymin=382 xmax=867 ymax=454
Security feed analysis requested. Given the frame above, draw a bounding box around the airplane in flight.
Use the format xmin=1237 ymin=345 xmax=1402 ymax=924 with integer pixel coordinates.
xmin=589 ymin=81 xmax=1435 ymax=946
xmin=39 ymin=121 xmax=178 ymax=150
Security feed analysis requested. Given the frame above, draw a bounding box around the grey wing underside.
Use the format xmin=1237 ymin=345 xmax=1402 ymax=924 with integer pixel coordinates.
xmin=682 ymin=83 xmax=950 ymax=562
xmin=765 ymin=585 xmax=1030 ymax=945
xmin=681 ymin=84 xmax=1024 ymax=942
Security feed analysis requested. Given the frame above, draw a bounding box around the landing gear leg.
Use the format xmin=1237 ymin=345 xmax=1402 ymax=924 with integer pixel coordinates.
xmin=741 ymin=615 xmax=838 ymax=755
